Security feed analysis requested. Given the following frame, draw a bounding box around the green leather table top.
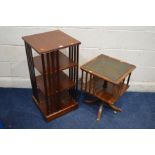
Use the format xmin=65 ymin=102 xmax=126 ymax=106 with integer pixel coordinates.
xmin=81 ymin=54 xmax=136 ymax=84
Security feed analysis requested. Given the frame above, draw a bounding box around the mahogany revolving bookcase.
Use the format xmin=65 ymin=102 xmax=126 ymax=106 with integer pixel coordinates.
xmin=22 ymin=30 xmax=81 ymax=121
xmin=80 ymin=54 xmax=136 ymax=121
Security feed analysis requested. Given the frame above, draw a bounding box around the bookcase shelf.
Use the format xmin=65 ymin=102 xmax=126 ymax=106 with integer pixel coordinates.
xmin=95 ymin=84 xmax=129 ymax=105
xmin=33 ymin=51 xmax=77 ymax=74
xmin=23 ymin=30 xmax=81 ymax=121
xmin=36 ymin=71 xmax=75 ymax=96
xmin=81 ymin=77 xmax=129 ymax=105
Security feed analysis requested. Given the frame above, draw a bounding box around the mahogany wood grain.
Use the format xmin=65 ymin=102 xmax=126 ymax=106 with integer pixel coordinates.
xmin=34 ymin=51 xmax=77 ymax=74
xmin=32 ymin=91 xmax=78 ymax=121
xmin=36 ymin=71 xmax=75 ymax=96
xmin=22 ymin=30 xmax=81 ymax=54
xmin=23 ymin=30 xmax=80 ymax=121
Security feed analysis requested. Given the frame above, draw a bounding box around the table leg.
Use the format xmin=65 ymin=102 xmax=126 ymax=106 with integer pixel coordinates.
xmin=85 ymin=98 xmax=99 ymax=104
xmin=109 ymin=104 xmax=122 ymax=112
xmin=97 ymin=104 xmax=104 ymax=121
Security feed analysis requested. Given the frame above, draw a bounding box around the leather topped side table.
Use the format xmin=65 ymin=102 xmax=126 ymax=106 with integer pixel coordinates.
xmin=80 ymin=54 xmax=136 ymax=121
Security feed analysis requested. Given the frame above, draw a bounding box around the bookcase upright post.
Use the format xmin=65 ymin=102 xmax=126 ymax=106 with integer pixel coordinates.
xmin=24 ymin=42 xmax=38 ymax=101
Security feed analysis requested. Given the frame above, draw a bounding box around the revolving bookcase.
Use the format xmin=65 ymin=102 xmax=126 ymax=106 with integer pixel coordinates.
xmin=22 ymin=30 xmax=81 ymax=121
xmin=80 ymin=54 xmax=136 ymax=120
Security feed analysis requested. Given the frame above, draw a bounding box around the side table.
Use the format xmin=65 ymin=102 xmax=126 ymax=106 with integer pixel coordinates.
xmin=80 ymin=54 xmax=136 ymax=120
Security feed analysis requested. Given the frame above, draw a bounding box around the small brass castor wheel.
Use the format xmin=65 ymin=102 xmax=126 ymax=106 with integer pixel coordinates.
xmin=113 ymin=111 xmax=117 ymax=114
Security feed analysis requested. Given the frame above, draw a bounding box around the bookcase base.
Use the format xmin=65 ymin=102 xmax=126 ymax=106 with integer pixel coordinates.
xmin=32 ymin=96 xmax=78 ymax=122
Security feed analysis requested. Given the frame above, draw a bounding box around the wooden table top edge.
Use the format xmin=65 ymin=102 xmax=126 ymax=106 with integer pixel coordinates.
xmin=80 ymin=54 xmax=136 ymax=85
xmin=23 ymin=41 xmax=81 ymax=55
xmin=81 ymin=54 xmax=136 ymax=69
xmin=22 ymin=29 xmax=81 ymax=54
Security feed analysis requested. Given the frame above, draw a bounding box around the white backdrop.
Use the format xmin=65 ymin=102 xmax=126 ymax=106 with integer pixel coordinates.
xmin=0 ymin=26 xmax=155 ymax=91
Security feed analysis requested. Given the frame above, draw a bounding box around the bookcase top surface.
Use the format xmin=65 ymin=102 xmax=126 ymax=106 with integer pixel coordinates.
xmin=81 ymin=54 xmax=136 ymax=84
xmin=22 ymin=30 xmax=81 ymax=54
